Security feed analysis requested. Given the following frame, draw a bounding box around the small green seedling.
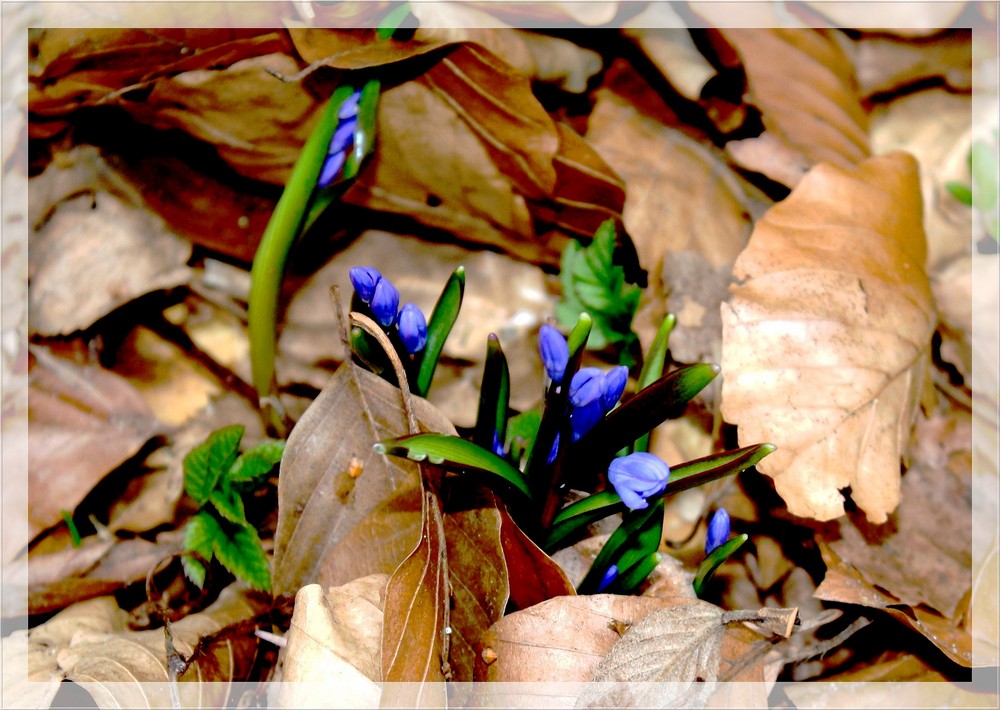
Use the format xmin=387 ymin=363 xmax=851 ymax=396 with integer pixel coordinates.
xmin=182 ymin=425 xmax=284 ymax=592
xmin=556 ymin=220 xmax=641 ymax=365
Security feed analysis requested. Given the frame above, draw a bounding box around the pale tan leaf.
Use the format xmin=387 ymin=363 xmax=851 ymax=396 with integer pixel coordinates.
xmin=2 ymin=629 xmax=61 ymax=710
xmin=720 ymin=152 xmax=936 ymax=524
xmin=852 ymin=31 xmax=972 ymax=98
xmin=28 ymin=149 xmax=193 ymax=337
xmin=801 ymin=2 xmax=969 ymax=36
xmin=719 ymin=28 xmax=870 ymax=188
xmin=276 ymin=578 xmax=386 ymax=709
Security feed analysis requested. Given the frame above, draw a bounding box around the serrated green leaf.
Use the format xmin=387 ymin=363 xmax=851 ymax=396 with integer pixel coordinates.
xmin=693 ymin=534 xmax=749 ymax=597
xmin=214 ymin=522 xmax=271 ymax=592
xmin=210 ymin=483 xmax=247 ymax=525
xmin=414 ymin=266 xmax=465 ymax=397
xmin=374 ymin=433 xmax=532 ymax=502
xmin=544 ymin=443 xmax=775 ymax=551
xmin=183 ymin=425 xmax=245 ymax=505
xmin=182 ymin=511 xmax=221 ymax=588
xmin=228 ymin=440 xmax=285 ymax=484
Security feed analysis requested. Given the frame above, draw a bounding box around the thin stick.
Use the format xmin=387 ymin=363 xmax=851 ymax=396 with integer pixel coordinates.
xmin=350 ymin=311 xmax=418 ymax=435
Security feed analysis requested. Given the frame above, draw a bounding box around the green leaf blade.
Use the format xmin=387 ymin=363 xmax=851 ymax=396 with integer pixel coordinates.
xmin=374 ymin=433 xmax=532 ymax=502
xmin=228 ymin=440 xmax=285 ymax=484
xmin=415 ymin=266 xmax=465 ymax=397
xmin=214 ymin=522 xmax=271 ymax=592
xmin=183 ymin=425 xmax=245 ymax=505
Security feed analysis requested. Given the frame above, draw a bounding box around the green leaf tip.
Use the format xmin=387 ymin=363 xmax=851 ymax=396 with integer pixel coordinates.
xmin=372 ymin=443 xmax=388 ymax=455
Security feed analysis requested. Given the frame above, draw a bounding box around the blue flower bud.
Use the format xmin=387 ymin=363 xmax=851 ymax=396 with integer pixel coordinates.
xmin=397 ymin=302 xmax=427 ymax=354
xmin=569 ymin=367 xmax=604 ymax=408
xmin=349 ymin=266 xmax=382 ymax=304
xmin=318 ymin=152 xmax=347 ymax=189
xmin=538 ymin=325 xmax=569 ymax=384
xmin=328 ymin=116 xmax=358 ymax=156
xmin=338 ymin=90 xmax=361 ymax=119
xmin=705 ymin=509 xmax=731 ymax=554
xmin=601 ymin=366 xmax=629 ymax=411
xmin=492 ymin=431 xmax=506 ymax=458
xmin=608 ymin=452 xmax=670 ymax=511
xmin=371 ymin=277 xmax=400 ymax=327
xmin=569 ymin=399 xmax=604 ymax=442
xmin=547 ymin=432 xmax=560 ymax=464
xmin=596 ymin=564 xmax=618 ymax=593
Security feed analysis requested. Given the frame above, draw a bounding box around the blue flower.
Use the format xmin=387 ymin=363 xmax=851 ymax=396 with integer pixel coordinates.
xmin=608 ymin=452 xmax=670 ymax=511
xmin=538 ymin=325 xmax=569 ymax=384
xmin=705 ymin=509 xmax=730 ymax=554
xmin=371 ymin=278 xmax=400 ymax=327
xmin=569 ymin=367 xmax=604 ymax=408
xmin=596 ymin=564 xmax=618 ymax=593
xmin=397 ymin=302 xmax=427 ymax=354
xmin=569 ymin=399 xmax=604 ymax=442
xmin=547 ymin=433 xmax=560 ymax=464
xmin=492 ymin=431 xmax=506 ymax=458
xmin=349 ymin=266 xmax=382 ymax=304
xmin=601 ymin=366 xmax=628 ymax=411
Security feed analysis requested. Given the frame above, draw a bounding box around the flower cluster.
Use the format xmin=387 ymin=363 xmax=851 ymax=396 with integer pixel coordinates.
xmin=318 ymin=89 xmax=362 ymax=189
xmin=538 ymin=325 xmax=669 ymax=510
xmin=350 ymin=266 xmax=427 ymax=354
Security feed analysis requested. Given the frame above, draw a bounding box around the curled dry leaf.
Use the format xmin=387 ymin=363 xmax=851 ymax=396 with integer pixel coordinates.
xmin=718 ymin=28 xmax=870 ymax=188
xmin=800 ymin=2 xmax=970 ymax=36
xmin=276 ymin=577 xmax=386 ymax=709
xmin=29 ymin=586 xmax=267 ymax=708
xmin=720 ymin=152 xmax=936 ymax=524
xmin=27 ymin=346 xmax=162 ymax=542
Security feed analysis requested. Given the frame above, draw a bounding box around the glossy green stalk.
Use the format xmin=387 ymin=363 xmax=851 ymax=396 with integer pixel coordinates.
xmin=615 ymin=552 xmax=661 ymax=594
xmin=633 ymin=313 xmax=675 ymax=454
xmin=414 ymin=266 xmax=465 ymax=397
xmin=693 ymin=534 xmax=749 ymax=597
xmin=474 ymin=334 xmax=510 ymax=451
xmin=577 ymin=498 xmax=662 ymax=594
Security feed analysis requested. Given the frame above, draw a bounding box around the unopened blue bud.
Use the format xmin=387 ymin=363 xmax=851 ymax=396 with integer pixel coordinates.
xmin=569 ymin=399 xmax=603 ymax=442
xmin=608 ymin=452 xmax=670 ymax=511
xmin=705 ymin=509 xmax=731 ymax=554
xmin=596 ymin=564 xmax=619 ymax=593
xmin=547 ymin=433 xmax=560 ymax=464
xmin=348 ymin=266 xmax=382 ymax=303
xmin=371 ymin=278 xmax=400 ymax=327
xmin=569 ymin=367 xmax=604 ymax=408
xmin=601 ymin=366 xmax=629 ymax=411
xmin=318 ymin=152 xmax=347 ymax=189
xmin=397 ymin=302 xmax=427 ymax=354
xmin=349 ymin=266 xmax=382 ymax=304
xmin=328 ymin=116 xmax=358 ymax=156
xmin=538 ymin=325 xmax=569 ymax=384
xmin=492 ymin=431 xmax=506 ymax=458
xmin=338 ymin=90 xmax=362 ymax=119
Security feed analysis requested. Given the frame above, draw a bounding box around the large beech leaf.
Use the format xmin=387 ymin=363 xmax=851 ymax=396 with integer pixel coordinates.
xmin=273 ymin=363 xmax=454 ymax=595
xmin=720 ymin=152 xmax=935 ymax=524
xmin=716 ymin=28 xmax=870 ymax=188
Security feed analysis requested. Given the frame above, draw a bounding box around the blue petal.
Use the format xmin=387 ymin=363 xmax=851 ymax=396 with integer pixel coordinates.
xmin=397 ymin=302 xmax=428 ymax=353
xmin=538 ymin=325 xmax=569 ymax=384
xmin=601 ymin=366 xmax=629 ymax=411
xmin=349 ymin=266 xmax=382 ymax=304
xmin=596 ymin=564 xmax=619 ymax=593
xmin=371 ymin=278 xmax=400 ymax=327
xmin=317 ymin=151 xmax=346 ymax=189
xmin=705 ymin=509 xmax=731 ymax=554
xmin=569 ymin=367 xmax=604 ymax=408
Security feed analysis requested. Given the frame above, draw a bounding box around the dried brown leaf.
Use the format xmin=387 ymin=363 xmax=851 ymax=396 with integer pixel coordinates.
xmin=29 ymin=586 xmax=267 ymax=708
xmin=277 ymin=578 xmax=386 ymax=708
xmin=721 ymin=152 xmax=936 ymax=523
xmin=273 ymin=363 xmax=453 ymax=595
xmin=27 ymin=346 xmax=162 ymax=541
xmin=800 ymin=3 xmax=969 ymax=36
xmin=853 ymin=31 xmax=972 ymax=97
xmin=719 ymin=28 xmax=870 ymax=188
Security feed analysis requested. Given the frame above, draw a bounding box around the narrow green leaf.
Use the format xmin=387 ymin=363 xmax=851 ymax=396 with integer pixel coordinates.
xmin=693 ymin=534 xmax=749 ymax=597
xmin=61 ymin=510 xmax=81 ymax=548
xmin=209 ymin=484 xmax=247 ymax=525
xmin=214 ymin=522 xmax=271 ymax=592
xmin=577 ymin=499 xmax=663 ymax=594
xmin=414 ymin=266 xmax=465 ymax=397
xmin=377 ymin=2 xmax=411 ymax=39
xmin=183 ymin=425 xmax=245 ymax=505
xmin=249 ymin=87 xmax=351 ymax=406
xmin=946 ymin=180 xmax=974 ymax=206
xmin=374 ymin=433 xmax=532 ymax=502
xmin=567 ymin=364 xmax=720 ymax=475
xmin=615 ymin=552 xmax=662 ymax=594
xmin=634 ymin=313 xmax=676 ymax=454
xmin=474 ymin=334 xmax=510 ymax=451
xmin=228 ymin=440 xmax=285 ymax=484
xmin=182 ymin=511 xmax=221 ymax=588
xmin=544 ymin=443 xmax=775 ymax=550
